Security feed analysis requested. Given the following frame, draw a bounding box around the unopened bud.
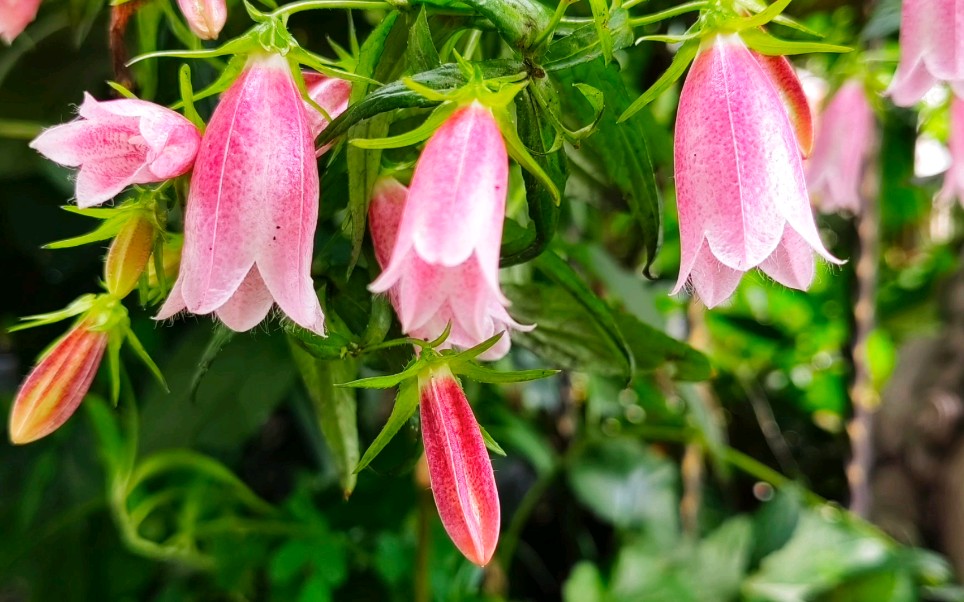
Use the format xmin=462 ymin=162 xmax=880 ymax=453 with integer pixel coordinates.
xmin=105 ymin=213 xmax=154 ymax=298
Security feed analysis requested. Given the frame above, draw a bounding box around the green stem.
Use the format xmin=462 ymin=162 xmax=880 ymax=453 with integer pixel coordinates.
xmin=627 ymin=0 xmax=707 ymax=24
xmin=269 ymin=0 xmax=392 ymax=17
xmin=720 ymin=447 xmax=826 ymax=506
xmin=0 ymin=119 xmax=44 ymax=140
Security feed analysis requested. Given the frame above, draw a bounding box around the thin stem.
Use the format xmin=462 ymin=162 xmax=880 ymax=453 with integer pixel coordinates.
xmin=270 ymin=0 xmax=392 ymax=17
xmin=0 ymin=119 xmax=44 ymax=140
xmin=414 ymin=467 xmax=433 ymax=602
xmin=721 ymin=447 xmax=826 ymax=506
xmin=627 ymin=0 xmax=707 ymax=23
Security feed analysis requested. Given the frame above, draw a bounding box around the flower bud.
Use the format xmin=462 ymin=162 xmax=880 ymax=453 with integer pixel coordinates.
xmin=175 ymin=0 xmax=227 ymax=40
xmin=418 ymin=364 xmax=500 ymax=566
xmin=0 ymin=0 xmax=41 ymax=44
xmin=105 ymin=212 xmax=155 ymax=298
xmin=9 ymin=320 xmax=109 ymax=444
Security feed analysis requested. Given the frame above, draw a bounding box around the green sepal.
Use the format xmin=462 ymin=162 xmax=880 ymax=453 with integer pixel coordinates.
xmin=106 ymin=81 xmax=138 ymax=99
xmin=349 ymin=102 xmax=457 ymax=149
xmin=178 ymin=63 xmax=205 ymax=131
xmin=444 ymin=332 xmax=506 ymax=366
xmin=8 ymin=294 xmax=97 ymax=332
xmin=493 ymin=105 xmax=561 ymax=204
xmin=739 ymin=29 xmax=852 ymax=56
xmin=338 ymin=359 xmax=423 ymax=389
xmin=725 ymin=0 xmax=791 ymax=31
xmin=479 ymin=424 xmax=506 ymax=457
xmin=619 ymin=38 xmax=699 ymax=122
xmin=125 ymin=325 xmax=169 ymax=392
xmin=453 ymin=362 xmax=559 ymax=384
xmin=354 ymin=377 xmax=420 ymax=473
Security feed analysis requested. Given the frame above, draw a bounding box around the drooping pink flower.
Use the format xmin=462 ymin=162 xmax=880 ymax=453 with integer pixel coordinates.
xmin=418 ymin=364 xmax=500 ymax=567
xmin=0 ymin=0 xmax=41 ymax=44
xmin=9 ymin=320 xmax=108 ymax=444
xmin=888 ymin=0 xmax=964 ymax=107
xmin=30 ymin=94 xmax=201 ymax=208
xmin=368 ymin=116 xmax=531 ymax=362
xmin=938 ymin=96 xmax=964 ymax=207
xmin=673 ymin=34 xmax=840 ymax=308
xmin=807 ymin=81 xmax=877 ymax=215
xmin=175 ymin=0 xmax=227 ymax=40
xmin=302 ymin=72 xmax=352 ymax=154
xmin=157 ymin=53 xmax=325 ymax=334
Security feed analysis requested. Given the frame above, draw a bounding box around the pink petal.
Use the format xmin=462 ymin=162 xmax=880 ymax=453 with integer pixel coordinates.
xmin=175 ymin=0 xmax=227 ymax=40
xmin=419 ymin=366 xmax=500 ymax=566
xmin=215 ymin=267 xmax=275 ymax=331
xmin=302 ymin=72 xmax=352 ymax=150
xmin=758 ymin=226 xmax=816 ymax=290
xmin=686 ymin=241 xmax=744 ymax=309
xmin=752 ymin=52 xmax=814 ymax=157
xmin=368 ymin=177 xmax=408 ymax=269
xmin=156 ymin=277 xmax=188 ymax=321
xmin=0 ymin=0 xmax=42 ymax=44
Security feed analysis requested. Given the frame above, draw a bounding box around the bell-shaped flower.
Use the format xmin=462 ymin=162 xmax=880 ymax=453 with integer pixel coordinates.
xmin=888 ymin=0 xmax=964 ymax=107
xmin=175 ymin=0 xmax=226 ymax=40
xmin=157 ymin=53 xmax=325 ymax=334
xmin=302 ymin=72 xmax=352 ymax=154
xmin=939 ymin=96 xmax=964 ymax=207
xmin=0 ymin=0 xmax=41 ymax=44
xmin=418 ymin=363 xmax=500 ymax=567
xmin=807 ymin=81 xmax=877 ymax=215
xmin=368 ymin=145 xmax=531 ymax=362
xmin=673 ymin=34 xmax=840 ymax=308
xmin=30 ymin=94 xmax=201 ymax=208
xmin=9 ymin=319 xmax=108 ymax=444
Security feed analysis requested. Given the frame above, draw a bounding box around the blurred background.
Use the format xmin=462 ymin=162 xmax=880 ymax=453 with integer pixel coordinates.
xmin=3 ymin=0 xmax=964 ymax=600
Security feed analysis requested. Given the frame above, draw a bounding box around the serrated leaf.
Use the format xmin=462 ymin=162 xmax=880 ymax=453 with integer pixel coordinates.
xmin=457 ymin=0 xmax=552 ymax=49
xmin=355 ymin=378 xmax=420 ymax=473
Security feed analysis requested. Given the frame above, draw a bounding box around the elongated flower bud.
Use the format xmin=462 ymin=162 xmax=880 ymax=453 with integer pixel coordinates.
xmin=175 ymin=0 xmax=227 ymax=40
xmin=9 ymin=320 xmax=108 ymax=444
xmin=0 ymin=0 xmax=41 ymax=44
xmin=418 ymin=364 xmax=500 ymax=566
xmin=158 ymin=53 xmax=325 ymax=334
xmin=105 ymin=212 xmax=155 ymax=298
xmin=30 ymin=94 xmax=201 ymax=207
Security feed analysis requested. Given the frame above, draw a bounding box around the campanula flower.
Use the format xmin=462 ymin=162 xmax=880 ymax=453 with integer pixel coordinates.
xmin=302 ymin=72 xmax=352 ymax=153
xmin=0 ymin=0 xmax=41 ymax=44
xmin=673 ymin=34 xmax=840 ymax=307
xmin=30 ymin=94 xmax=201 ymax=208
xmin=175 ymin=0 xmax=227 ymax=40
xmin=157 ymin=53 xmax=325 ymax=334
xmin=888 ymin=0 xmax=964 ymax=106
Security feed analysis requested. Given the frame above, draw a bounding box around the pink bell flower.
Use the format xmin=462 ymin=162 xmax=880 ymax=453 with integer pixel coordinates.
xmin=807 ymin=81 xmax=877 ymax=215
xmin=888 ymin=0 xmax=964 ymax=107
xmin=673 ymin=34 xmax=840 ymax=308
xmin=175 ymin=0 xmax=227 ymax=40
xmin=368 ymin=102 xmax=531 ymax=360
xmin=157 ymin=53 xmax=325 ymax=334
xmin=9 ymin=319 xmax=108 ymax=445
xmin=419 ymin=364 xmax=500 ymax=567
xmin=938 ymin=96 xmax=964 ymax=207
xmin=0 ymin=0 xmax=41 ymax=44
xmin=302 ymin=72 xmax=352 ymax=154
xmin=29 ymin=94 xmax=201 ymax=208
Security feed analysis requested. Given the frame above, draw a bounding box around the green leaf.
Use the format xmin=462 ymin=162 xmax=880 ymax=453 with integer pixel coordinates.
xmin=478 ymin=424 xmax=506 ymax=457
xmin=500 ymin=80 xmax=566 ymax=266
xmin=355 ymin=378 xmax=420 ymax=473
xmin=406 ymin=7 xmax=441 ymax=73
xmin=563 ymin=562 xmax=606 ymax=602
xmin=338 ymin=359 xmax=422 ymax=389
xmin=587 ymin=0 xmax=613 ymax=64
xmin=544 ymin=7 xmax=635 ymax=72
xmin=289 ymin=344 xmax=360 ymax=497
xmin=286 ymin=323 xmax=354 ymax=360
xmin=559 ymin=59 xmax=663 ymax=274
xmin=568 ymin=437 xmax=679 ymax=537
xmin=619 ymin=38 xmax=699 ymax=123
xmin=456 ymin=0 xmax=552 ymax=50
xmin=349 ymin=102 xmax=457 ymax=149
xmin=739 ymin=29 xmax=852 ymax=56
xmin=613 ymin=312 xmax=711 ymax=381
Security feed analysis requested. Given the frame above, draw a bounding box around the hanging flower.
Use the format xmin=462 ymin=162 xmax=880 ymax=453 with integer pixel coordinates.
xmin=175 ymin=0 xmax=227 ymax=40
xmin=158 ymin=53 xmax=325 ymax=334
xmin=673 ymin=34 xmax=840 ymax=307
xmin=0 ymin=0 xmax=41 ymax=44
xmin=887 ymin=0 xmax=964 ymax=107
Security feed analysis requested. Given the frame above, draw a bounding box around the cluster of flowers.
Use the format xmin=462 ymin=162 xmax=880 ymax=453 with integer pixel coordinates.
xmin=7 ymin=0 xmax=964 ymax=569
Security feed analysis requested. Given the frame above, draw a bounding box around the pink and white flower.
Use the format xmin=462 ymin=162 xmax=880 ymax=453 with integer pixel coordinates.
xmin=673 ymin=34 xmax=840 ymax=307
xmin=419 ymin=364 xmax=500 ymax=567
xmin=157 ymin=53 xmax=325 ymax=334
xmin=175 ymin=0 xmax=227 ymax=40
xmin=30 ymin=94 xmax=200 ymax=208
xmin=807 ymin=80 xmax=877 ymax=215
xmin=938 ymin=96 xmax=964 ymax=207
xmin=302 ymin=72 xmax=352 ymax=153
xmin=0 ymin=0 xmax=41 ymax=44
xmin=888 ymin=0 xmax=964 ymax=107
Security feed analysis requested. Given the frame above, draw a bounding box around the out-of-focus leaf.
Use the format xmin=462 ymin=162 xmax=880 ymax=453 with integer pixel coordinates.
xmin=567 ymin=436 xmax=679 ymax=539
xmin=544 ymin=8 xmax=634 ymax=72
xmin=614 ymin=312 xmax=711 ymax=381
xmin=563 ymin=562 xmax=605 ymax=602
xmin=744 ymin=509 xmax=894 ymax=601
xmin=557 ymin=59 xmax=663 ymax=274
xmin=356 ymin=378 xmax=419 ymax=473
xmin=289 ymin=344 xmax=360 ymax=497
